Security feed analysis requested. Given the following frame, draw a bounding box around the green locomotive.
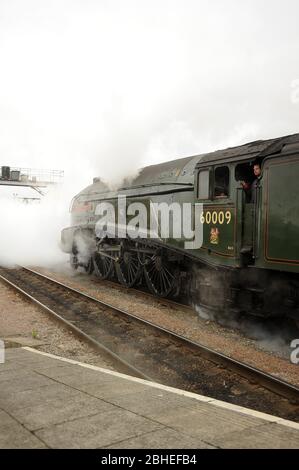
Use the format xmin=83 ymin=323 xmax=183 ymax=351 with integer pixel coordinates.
xmin=61 ymin=132 xmax=299 ymax=322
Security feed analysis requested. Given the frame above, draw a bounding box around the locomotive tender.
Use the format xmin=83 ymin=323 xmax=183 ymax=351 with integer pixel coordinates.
xmin=61 ymin=133 xmax=299 ymax=322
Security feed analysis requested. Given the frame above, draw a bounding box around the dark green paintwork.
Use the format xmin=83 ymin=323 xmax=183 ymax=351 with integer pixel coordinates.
xmin=255 ymin=155 xmax=299 ymax=272
xmin=62 ymin=133 xmax=299 ymax=276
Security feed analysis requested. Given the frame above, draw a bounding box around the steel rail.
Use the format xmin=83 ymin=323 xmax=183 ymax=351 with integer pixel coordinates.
xmin=0 ymin=268 xmax=151 ymax=381
xmin=0 ymin=265 xmax=299 ymax=408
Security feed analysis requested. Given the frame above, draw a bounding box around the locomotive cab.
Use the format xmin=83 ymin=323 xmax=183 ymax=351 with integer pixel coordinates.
xmin=193 ymin=139 xmax=282 ymax=270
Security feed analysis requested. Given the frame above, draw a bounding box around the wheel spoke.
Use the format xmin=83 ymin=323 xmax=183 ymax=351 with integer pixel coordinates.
xmin=161 ymin=270 xmax=169 ymax=290
xmin=116 ymin=250 xmax=141 ymax=288
xmin=164 ymin=266 xmax=175 ymax=280
xmin=144 ymin=254 xmax=178 ymax=298
xmin=94 ymin=253 xmax=113 ymax=280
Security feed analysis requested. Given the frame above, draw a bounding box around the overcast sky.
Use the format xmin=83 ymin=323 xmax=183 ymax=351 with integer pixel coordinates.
xmin=0 ymin=0 xmax=299 ymax=188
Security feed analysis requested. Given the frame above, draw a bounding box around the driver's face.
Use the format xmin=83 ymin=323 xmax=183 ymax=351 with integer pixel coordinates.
xmin=254 ymin=165 xmax=261 ymax=177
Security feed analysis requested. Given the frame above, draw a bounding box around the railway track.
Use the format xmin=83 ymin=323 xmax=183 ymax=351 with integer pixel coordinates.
xmin=0 ymin=265 xmax=299 ymax=422
xmin=67 ymin=269 xmax=194 ymax=314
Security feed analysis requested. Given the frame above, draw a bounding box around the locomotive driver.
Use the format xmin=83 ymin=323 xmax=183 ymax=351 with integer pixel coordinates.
xmin=241 ymin=162 xmax=262 ymax=203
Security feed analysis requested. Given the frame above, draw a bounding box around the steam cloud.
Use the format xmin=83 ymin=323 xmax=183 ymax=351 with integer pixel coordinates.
xmin=0 ymin=184 xmax=72 ymax=267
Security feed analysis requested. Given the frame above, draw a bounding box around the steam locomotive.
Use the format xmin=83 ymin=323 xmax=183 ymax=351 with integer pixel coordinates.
xmin=61 ymin=132 xmax=299 ymax=323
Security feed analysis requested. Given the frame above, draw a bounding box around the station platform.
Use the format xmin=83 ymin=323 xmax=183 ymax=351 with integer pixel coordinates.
xmin=0 ymin=347 xmax=298 ymax=449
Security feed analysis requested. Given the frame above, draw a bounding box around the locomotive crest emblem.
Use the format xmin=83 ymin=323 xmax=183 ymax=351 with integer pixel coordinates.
xmin=210 ymin=227 xmax=220 ymax=245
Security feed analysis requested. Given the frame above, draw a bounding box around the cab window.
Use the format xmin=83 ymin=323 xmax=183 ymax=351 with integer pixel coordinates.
xmin=235 ymin=162 xmax=254 ymax=184
xmin=214 ymin=166 xmax=229 ymax=198
xmin=197 ymin=170 xmax=210 ymax=199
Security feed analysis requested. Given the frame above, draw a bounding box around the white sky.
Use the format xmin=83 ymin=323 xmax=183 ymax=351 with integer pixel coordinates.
xmin=1 ymin=0 xmax=299 ymax=189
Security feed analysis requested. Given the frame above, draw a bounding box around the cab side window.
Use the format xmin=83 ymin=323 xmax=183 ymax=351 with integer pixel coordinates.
xmin=197 ymin=169 xmax=210 ymax=199
xmin=235 ymin=162 xmax=254 ymax=184
xmin=214 ymin=166 xmax=229 ymax=198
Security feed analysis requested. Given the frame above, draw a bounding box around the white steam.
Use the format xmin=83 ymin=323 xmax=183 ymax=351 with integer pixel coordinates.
xmin=0 ymin=184 xmax=74 ymax=268
xmin=194 ymin=303 xmax=293 ymax=358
